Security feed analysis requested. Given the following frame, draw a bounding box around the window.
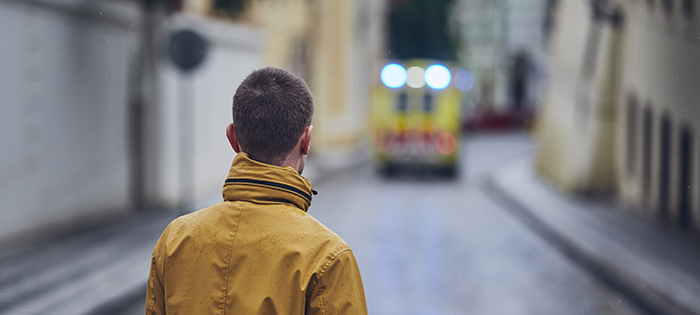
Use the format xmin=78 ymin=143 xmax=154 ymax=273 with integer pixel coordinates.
xmin=627 ymin=96 xmax=638 ymax=176
xmin=662 ymin=0 xmax=674 ymax=16
xmin=683 ymin=0 xmax=694 ymax=19
xmin=422 ymin=93 xmax=435 ymax=112
xmin=643 ymin=106 xmax=653 ymax=204
xmin=679 ymin=126 xmax=693 ymax=228
xmin=659 ymin=114 xmax=671 ymax=217
xmin=396 ymin=92 xmax=408 ymax=112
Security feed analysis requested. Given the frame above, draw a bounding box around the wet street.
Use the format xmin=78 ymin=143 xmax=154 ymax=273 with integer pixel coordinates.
xmin=116 ymin=133 xmax=644 ymax=315
xmin=309 ymin=133 xmax=643 ymax=315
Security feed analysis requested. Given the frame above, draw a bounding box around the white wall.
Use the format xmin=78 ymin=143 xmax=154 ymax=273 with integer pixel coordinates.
xmin=535 ymin=0 xmax=621 ymax=193
xmin=0 ymin=0 xmax=139 ymax=241
xmin=0 ymin=2 xmax=266 ymax=241
xmin=143 ymin=15 xmax=264 ymax=208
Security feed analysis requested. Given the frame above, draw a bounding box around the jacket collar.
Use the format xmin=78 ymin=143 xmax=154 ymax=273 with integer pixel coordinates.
xmin=222 ymin=153 xmax=313 ymax=211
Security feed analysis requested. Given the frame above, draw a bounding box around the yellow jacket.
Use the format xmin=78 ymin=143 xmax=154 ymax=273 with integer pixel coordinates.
xmin=146 ymin=153 xmax=367 ymax=314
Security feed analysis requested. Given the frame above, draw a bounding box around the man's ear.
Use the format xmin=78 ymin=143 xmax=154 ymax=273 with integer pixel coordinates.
xmin=300 ymin=125 xmax=313 ymax=156
xmin=226 ymin=123 xmax=241 ymax=153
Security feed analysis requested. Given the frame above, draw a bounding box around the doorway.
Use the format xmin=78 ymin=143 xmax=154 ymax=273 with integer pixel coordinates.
xmin=659 ymin=115 xmax=671 ymax=219
xmin=679 ymin=127 xmax=693 ymax=228
xmin=642 ymin=107 xmax=652 ymax=205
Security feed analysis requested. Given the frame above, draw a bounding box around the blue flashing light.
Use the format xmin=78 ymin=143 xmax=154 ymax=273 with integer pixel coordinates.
xmin=425 ymin=64 xmax=451 ymax=90
xmin=454 ymin=69 xmax=475 ymax=92
xmin=381 ymin=64 xmax=407 ymax=89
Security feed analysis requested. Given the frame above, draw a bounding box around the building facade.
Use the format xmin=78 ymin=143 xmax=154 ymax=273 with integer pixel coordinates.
xmin=453 ymin=0 xmax=548 ymax=112
xmin=618 ymin=0 xmax=700 ymax=228
xmin=253 ymin=0 xmax=387 ymax=157
xmin=0 ymin=0 xmax=140 ymax=242
xmin=536 ymin=0 xmax=700 ymax=229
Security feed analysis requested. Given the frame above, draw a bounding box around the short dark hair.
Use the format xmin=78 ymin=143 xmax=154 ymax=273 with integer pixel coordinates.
xmin=232 ymin=67 xmax=314 ymax=165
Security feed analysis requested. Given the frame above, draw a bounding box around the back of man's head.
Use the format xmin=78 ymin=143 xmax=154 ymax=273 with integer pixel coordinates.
xmin=232 ymin=67 xmax=314 ymax=165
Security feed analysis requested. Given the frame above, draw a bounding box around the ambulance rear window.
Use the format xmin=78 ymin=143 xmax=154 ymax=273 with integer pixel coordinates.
xmin=396 ymin=92 xmax=408 ymax=112
xmin=423 ymin=93 xmax=434 ymax=112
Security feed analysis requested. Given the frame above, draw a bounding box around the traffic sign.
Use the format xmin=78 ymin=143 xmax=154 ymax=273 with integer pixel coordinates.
xmin=169 ymin=29 xmax=208 ymax=73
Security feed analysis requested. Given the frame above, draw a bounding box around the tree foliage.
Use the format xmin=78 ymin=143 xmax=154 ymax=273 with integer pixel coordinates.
xmin=212 ymin=0 xmax=252 ymax=18
xmin=388 ymin=0 xmax=459 ymax=61
xmin=142 ymin=0 xmax=180 ymax=11
xmin=140 ymin=0 xmax=251 ymax=17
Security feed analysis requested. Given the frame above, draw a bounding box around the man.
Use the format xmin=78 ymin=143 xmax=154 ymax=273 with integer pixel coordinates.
xmin=146 ymin=67 xmax=367 ymax=314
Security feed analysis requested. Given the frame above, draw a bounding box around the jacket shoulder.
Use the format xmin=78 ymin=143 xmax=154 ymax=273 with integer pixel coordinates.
xmin=285 ymin=207 xmax=354 ymax=270
xmin=240 ymin=202 xmax=352 ymax=268
xmin=285 ymin=205 xmax=350 ymax=247
xmin=156 ymin=203 xmax=235 ymax=251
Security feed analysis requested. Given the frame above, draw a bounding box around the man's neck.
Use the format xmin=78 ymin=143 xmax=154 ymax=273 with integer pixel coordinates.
xmin=242 ymin=151 xmax=303 ymax=174
xmin=278 ymin=155 xmax=302 ymax=174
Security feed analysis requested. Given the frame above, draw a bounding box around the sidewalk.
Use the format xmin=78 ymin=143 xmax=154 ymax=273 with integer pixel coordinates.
xmin=0 ymin=151 xmax=368 ymax=315
xmin=484 ymin=157 xmax=700 ymax=315
xmin=0 ymin=211 xmax=175 ymax=315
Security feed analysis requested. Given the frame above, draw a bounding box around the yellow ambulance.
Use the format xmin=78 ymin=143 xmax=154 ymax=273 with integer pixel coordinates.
xmin=371 ymin=60 xmax=465 ymax=176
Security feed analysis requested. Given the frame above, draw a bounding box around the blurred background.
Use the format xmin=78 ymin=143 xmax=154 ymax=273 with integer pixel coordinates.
xmin=1 ymin=0 xmax=700 ymax=314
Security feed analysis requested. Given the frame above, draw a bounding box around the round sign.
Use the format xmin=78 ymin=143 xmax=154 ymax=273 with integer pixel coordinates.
xmin=169 ymin=29 xmax=208 ymax=73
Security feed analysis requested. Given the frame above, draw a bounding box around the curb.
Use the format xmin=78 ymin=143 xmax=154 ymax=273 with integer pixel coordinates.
xmin=480 ymin=175 xmax=694 ymax=315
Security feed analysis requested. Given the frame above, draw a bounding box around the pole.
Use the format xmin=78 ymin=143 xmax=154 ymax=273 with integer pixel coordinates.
xmin=178 ymin=73 xmax=194 ymax=211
